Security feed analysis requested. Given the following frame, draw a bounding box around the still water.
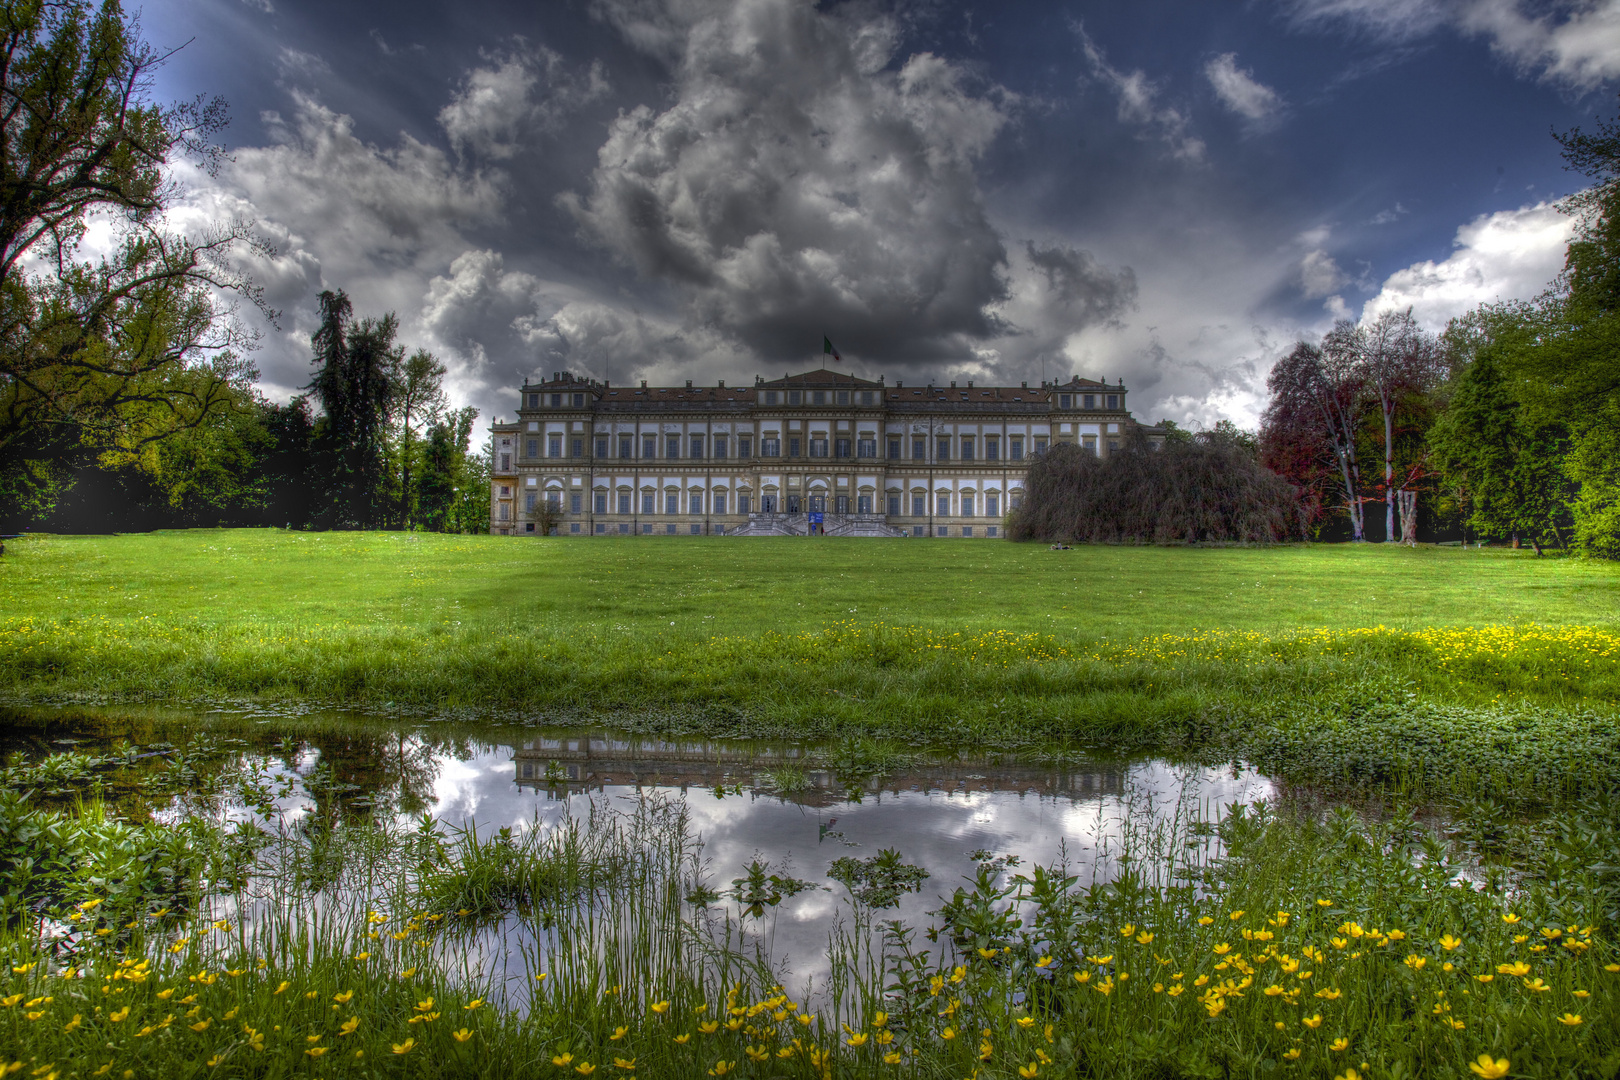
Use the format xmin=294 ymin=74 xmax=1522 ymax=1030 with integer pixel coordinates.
xmin=4 ymin=707 xmax=1273 ymax=1001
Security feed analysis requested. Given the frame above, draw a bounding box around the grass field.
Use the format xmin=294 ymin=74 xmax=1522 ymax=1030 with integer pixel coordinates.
xmin=3 ymin=530 xmax=1619 ymax=801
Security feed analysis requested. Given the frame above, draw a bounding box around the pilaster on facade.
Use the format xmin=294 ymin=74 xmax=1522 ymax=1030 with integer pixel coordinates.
xmin=487 ymin=367 xmax=1162 ymax=536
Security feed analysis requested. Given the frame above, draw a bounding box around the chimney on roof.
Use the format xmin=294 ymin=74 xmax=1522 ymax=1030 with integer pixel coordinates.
xmin=1021 ymin=381 xmax=1027 ymax=388
xmin=685 ymin=379 xmax=692 ymax=388
xmin=717 ymin=379 xmax=725 ymax=388
xmin=950 ymin=381 xmax=956 ymax=388
xmin=640 ymin=380 xmax=647 ymax=388
xmin=968 ymin=381 xmax=973 ymax=388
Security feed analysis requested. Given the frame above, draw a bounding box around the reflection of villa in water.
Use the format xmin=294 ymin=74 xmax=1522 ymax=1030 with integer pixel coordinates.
xmin=511 ymin=735 xmax=1125 ymax=807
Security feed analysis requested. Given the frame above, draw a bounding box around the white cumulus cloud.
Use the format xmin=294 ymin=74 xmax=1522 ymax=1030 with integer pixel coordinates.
xmin=1204 ymin=53 xmax=1284 ymax=121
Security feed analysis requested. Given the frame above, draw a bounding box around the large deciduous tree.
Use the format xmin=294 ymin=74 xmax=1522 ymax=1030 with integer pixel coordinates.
xmin=0 ymin=0 xmax=267 ymax=527
xmin=1260 ymin=341 xmax=1367 ymax=540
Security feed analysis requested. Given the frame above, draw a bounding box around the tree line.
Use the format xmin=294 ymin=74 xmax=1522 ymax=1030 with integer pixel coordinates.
xmin=0 ymin=2 xmax=487 ymax=536
xmin=1256 ymin=109 xmax=1620 ymax=556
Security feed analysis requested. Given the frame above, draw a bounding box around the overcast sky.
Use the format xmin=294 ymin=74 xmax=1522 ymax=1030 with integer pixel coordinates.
xmin=141 ymin=0 xmax=1618 ymax=429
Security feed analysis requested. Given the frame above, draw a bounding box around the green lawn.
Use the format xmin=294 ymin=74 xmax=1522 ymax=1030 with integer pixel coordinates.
xmin=3 ymin=529 xmax=1615 ymax=637
xmin=3 ymin=531 xmax=1618 ymax=801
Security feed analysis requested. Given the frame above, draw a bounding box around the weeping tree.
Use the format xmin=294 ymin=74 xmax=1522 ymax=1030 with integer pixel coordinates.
xmin=1008 ymin=430 xmax=1308 ymax=544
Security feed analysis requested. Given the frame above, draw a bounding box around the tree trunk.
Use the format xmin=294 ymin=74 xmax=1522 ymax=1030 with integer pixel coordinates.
xmin=1383 ymin=395 xmax=1396 ymax=543
xmin=1397 ymin=489 xmax=1418 ymax=545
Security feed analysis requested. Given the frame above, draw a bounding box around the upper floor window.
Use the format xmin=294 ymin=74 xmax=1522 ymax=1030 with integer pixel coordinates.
xmin=499 ymin=485 xmax=511 ymax=497
xmin=738 ymin=436 xmax=752 ymax=457
xmin=526 ymin=393 xmax=539 ymax=408
xmin=548 ymin=436 xmax=562 ymax=458
xmin=960 ymin=437 xmax=974 ymax=461
xmin=836 ymin=390 xmax=849 ymax=405
xmin=595 ymin=437 xmax=608 ymax=458
xmin=571 ymin=437 xmax=584 ymax=458
xmin=834 ymin=438 xmax=851 ymax=458
xmin=641 ymin=493 xmax=655 ymax=514
xmin=887 ymin=438 xmax=900 ymax=460
xmin=1083 ymin=394 xmax=1095 ymax=409
xmin=690 ymin=435 xmax=704 ymax=459
xmin=765 ymin=391 xmax=779 ymax=405
xmin=666 ymin=435 xmax=680 ymax=459
xmin=573 ymin=393 xmax=585 ymax=408
xmin=1059 ymin=394 xmax=1072 ymax=409
xmin=1011 ymin=438 xmax=1023 ymax=460
xmin=788 ymin=437 xmax=802 ymax=457
xmin=762 ymin=437 xmax=780 ymax=457
xmin=936 ymin=437 xmax=950 ymax=461
xmin=499 ymin=453 xmax=511 ymax=472
xmin=861 ymin=391 xmax=874 ymax=405
xmin=788 ymin=390 xmax=802 ymax=405
xmin=812 ymin=390 xmax=826 ymax=405
xmin=858 ymin=439 xmax=876 ymax=458
xmin=985 ymin=437 xmax=999 ymax=461
xmin=618 ymin=436 xmax=633 ymax=459
xmin=809 ymin=438 xmax=829 ymax=458
xmin=986 ymin=495 xmax=999 ymax=517
xmin=912 ymin=437 xmax=926 ymax=460
xmin=595 ymin=493 xmax=608 ymax=514
xmin=666 ymin=493 xmax=679 ymax=515
xmin=962 ymin=496 xmax=974 ymax=517
xmin=1107 ymin=394 xmax=1119 ymax=409
xmin=643 ymin=434 xmax=657 ymax=458
xmin=713 ymin=435 xmax=728 ymax=459
xmin=1034 ymin=437 xmax=1048 ymax=455
xmin=526 ymin=438 xmax=539 ymax=459
xmin=550 ymin=393 xmax=562 ymax=407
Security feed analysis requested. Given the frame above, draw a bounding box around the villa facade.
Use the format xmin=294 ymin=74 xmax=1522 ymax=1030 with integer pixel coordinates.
xmin=488 ymin=366 xmax=1161 ymax=537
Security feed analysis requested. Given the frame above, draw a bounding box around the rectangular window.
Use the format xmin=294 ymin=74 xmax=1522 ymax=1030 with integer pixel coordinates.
xmin=499 ymin=485 xmax=510 ymax=497
xmin=619 ymin=523 xmax=630 ymax=534
xmin=550 ymin=393 xmax=562 ymax=407
xmin=690 ymin=524 xmax=702 ymax=535
xmin=690 ymin=493 xmax=703 ymax=514
xmin=963 ymin=526 xmax=973 ymax=537
xmin=595 ymin=522 xmax=606 ymax=534
xmin=573 ymin=393 xmax=585 ymax=408
xmin=526 ymin=438 xmax=539 ymax=458
xmin=595 ymin=437 xmax=608 ymax=458
xmin=499 ymin=505 xmax=510 ymax=521
xmin=887 ymin=438 xmax=901 ymax=460
xmin=985 ymin=437 xmax=999 ymax=461
xmin=808 ymin=495 xmax=825 ymax=513
xmin=986 ymin=495 xmax=999 ymax=517
xmin=595 ymin=493 xmax=608 ymax=514
xmin=548 ymin=436 xmax=562 ymax=458
xmin=641 ymin=524 xmax=652 ymax=534
xmin=713 ymin=436 xmax=727 ymax=459
xmin=861 ymin=391 xmax=874 ymax=405
xmin=808 ymin=438 xmax=828 ymax=457
xmin=571 ymin=437 xmax=583 ymax=458
xmin=857 ymin=495 xmax=872 ymax=514
xmin=937 ymin=495 xmax=950 ymax=516
xmin=1083 ymin=435 xmax=1097 ymax=455
xmin=738 ymin=494 xmax=750 ymax=514
xmin=641 ymin=493 xmax=655 ymax=514
xmin=525 ymin=493 xmax=537 ymax=511
xmin=1059 ymin=394 xmax=1071 ymax=409
xmin=936 ymin=525 xmax=948 ymax=537
xmin=962 ymin=496 xmax=974 ymax=517
xmin=1109 ymin=439 xmax=1120 ymax=453
xmin=1083 ymin=394 xmax=1095 ymax=409
xmin=762 ymin=438 xmax=780 ymax=457
xmin=666 ymin=523 xmax=677 ymax=534
xmin=546 ymin=494 xmax=561 ymax=512
xmin=961 ymin=437 xmax=974 ymax=461
xmin=857 ymin=439 xmax=876 ymax=458
xmin=499 ymin=453 xmax=512 ymax=472
xmin=571 ymin=523 xmax=581 ymax=534
xmin=1034 ymin=437 xmax=1048 ymax=455
xmin=836 ymin=390 xmax=849 ymax=405
xmin=738 ymin=436 xmax=751 ymax=457
xmin=1011 ymin=437 xmax=1023 ymax=460
xmin=913 ymin=525 xmax=924 ymax=536
xmin=665 ymin=435 xmax=679 ymax=459
xmin=666 ymin=494 xmax=679 ymax=515
xmin=987 ymin=526 xmax=997 ymax=537
xmin=834 ymin=438 xmax=850 ymax=458
xmin=618 ymin=436 xmax=632 ymax=459
xmin=912 ymin=495 xmax=925 ymax=517
xmin=912 ymin=437 xmax=926 ymax=460
xmin=789 ymin=437 xmax=801 ymax=457
xmin=812 ymin=390 xmax=825 ymax=405
xmin=788 ymin=390 xmax=802 ymax=405
xmin=765 ymin=391 xmax=779 ymax=405
xmin=1012 ymin=494 xmax=1023 ymax=510
xmin=527 ymin=393 xmax=539 ymax=408
xmin=618 ymin=494 xmax=631 ymax=514
xmin=690 ymin=435 xmax=704 ymax=459
xmin=1107 ymin=394 xmax=1119 ymax=409
xmin=936 ymin=438 xmax=950 ymax=461
xmin=887 ymin=495 xmax=900 ymax=516
xmin=713 ymin=493 xmax=726 ymax=514
xmin=834 ymin=495 xmax=848 ymax=514
xmin=643 ymin=434 xmax=657 ymax=458
xmin=570 ymin=494 xmax=582 ymax=513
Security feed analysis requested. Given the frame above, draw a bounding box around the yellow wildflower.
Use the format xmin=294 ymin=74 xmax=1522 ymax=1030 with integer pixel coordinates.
xmin=1468 ymin=1055 xmax=1509 ymax=1079
xmin=392 ymin=1039 xmax=416 ymax=1055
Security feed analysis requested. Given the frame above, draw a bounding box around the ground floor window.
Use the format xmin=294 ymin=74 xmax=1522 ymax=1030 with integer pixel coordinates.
xmin=760 ymin=495 xmax=775 ymax=512
xmin=666 ymin=523 xmax=677 ymax=534
xmin=667 ymin=494 xmax=679 ymax=514
xmin=617 ymin=523 xmax=629 ymax=534
xmin=738 ymin=495 xmax=750 ymax=514
xmin=617 ymin=494 xmax=631 ymax=514
xmin=713 ymin=493 xmax=727 ymax=514
xmin=912 ymin=496 xmax=925 ymax=516
xmin=936 ymin=526 xmax=948 ymax=537
xmin=690 ymin=524 xmax=702 ymax=535
xmin=596 ymin=494 xmax=608 ymax=514
xmin=787 ymin=495 xmax=801 ymax=512
xmin=888 ymin=495 xmax=900 ymax=516
xmin=641 ymin=523 xmax=652 ymax=534
xmin=962 ymin=526 xmax=973 ymax=537
xmin=525 ymin=522 xmax=535 ymax=532
xmin=715 ymin=525 xmax=725 ymax=534
xmin=595 ymin=523 xmax=606 ymax=534
xmin=986 ymin=526 xmax=997 ymax=538
xmin=571 ymin=523 xmax=581 ymax=534
xmin=986 ymin=496 xmax=998 ymax=517
xmin=912 ymin=526 xmax=924 ymax=536
xmin=857 ymin=495 xmax=872 ymax=514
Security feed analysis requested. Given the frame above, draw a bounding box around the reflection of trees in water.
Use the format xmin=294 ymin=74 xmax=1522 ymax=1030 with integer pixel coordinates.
xmin=294 ymin=729 xmax=473 ymax=819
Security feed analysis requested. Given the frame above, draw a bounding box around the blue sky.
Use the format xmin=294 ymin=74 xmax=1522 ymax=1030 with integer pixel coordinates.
xmin=138 ymin=0 xmax=1618 ymax=428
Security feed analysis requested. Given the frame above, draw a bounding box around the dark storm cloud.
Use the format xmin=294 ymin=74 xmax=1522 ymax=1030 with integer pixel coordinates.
xmin=563 ymin=0 xmax=1048 ymax=371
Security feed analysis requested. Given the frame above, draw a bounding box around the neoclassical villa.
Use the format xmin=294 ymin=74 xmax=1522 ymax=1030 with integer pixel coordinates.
xmin=488 ymin=366 xmax=1162 ymax=537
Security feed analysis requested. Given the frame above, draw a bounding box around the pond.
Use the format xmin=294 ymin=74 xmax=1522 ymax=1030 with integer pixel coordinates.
xmin=3 ymin=705 xmax=1271 ymax=1005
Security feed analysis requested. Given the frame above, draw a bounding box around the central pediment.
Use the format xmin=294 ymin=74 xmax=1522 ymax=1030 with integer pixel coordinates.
xmin=757 ymin=367 xmax=883 ymax=388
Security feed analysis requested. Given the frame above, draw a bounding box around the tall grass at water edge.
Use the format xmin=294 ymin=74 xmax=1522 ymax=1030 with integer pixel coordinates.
xmin=3 ymin=765 xmax=1620 ymax=1078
